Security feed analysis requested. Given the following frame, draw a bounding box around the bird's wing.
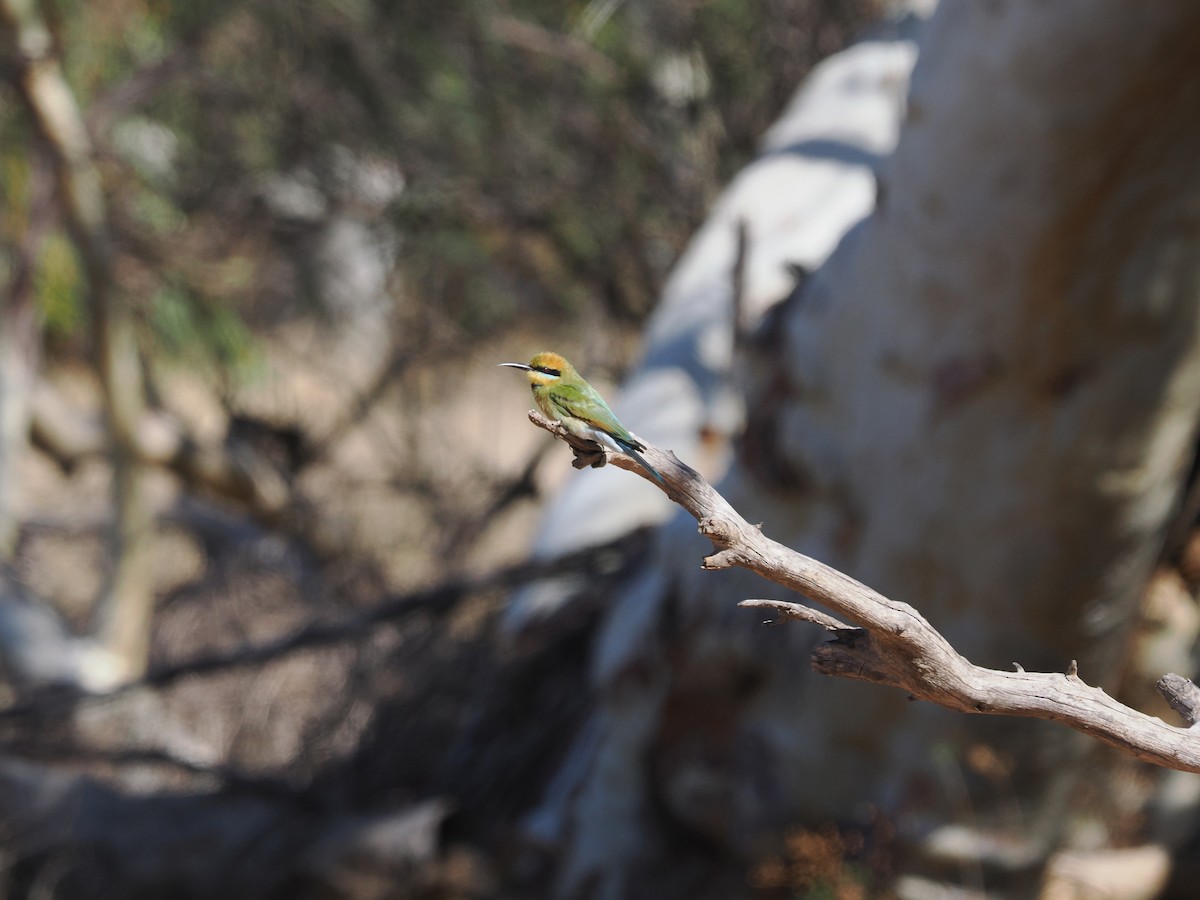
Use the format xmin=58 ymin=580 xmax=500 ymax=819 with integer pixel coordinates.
xmin=549 ymin=383 xmax=640 ymax=447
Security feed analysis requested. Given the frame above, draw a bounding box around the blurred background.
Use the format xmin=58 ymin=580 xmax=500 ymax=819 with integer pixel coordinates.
xmin=4 ymin=1 xmax=1200 ymax=898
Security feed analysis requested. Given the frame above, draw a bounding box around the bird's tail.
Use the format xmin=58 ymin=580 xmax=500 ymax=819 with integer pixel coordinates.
xmin=617 ymin=438 xmax=665 ymax=485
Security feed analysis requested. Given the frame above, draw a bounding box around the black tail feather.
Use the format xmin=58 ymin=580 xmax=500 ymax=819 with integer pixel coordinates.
xmin=617 ymin=438 xmax=665 ymax=484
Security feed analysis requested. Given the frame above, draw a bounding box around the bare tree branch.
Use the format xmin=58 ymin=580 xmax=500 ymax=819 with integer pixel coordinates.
xmin=739 ymin=597 xmax=849 ymax=631
xmin=527 ymin=409 xmax=1200 ymax=772
xmin=0 ymin=529 xmax=647 ymax=723
xmin=87 ymin=42 xmax=199 ymax=135
xmin=488 ymin=14 xmax=618 ymax=79
xmin=0 ymin=737 xmax=304 ymax=798
xmin=31 ymin=382 xmax=290 ymax=518
xmin=0 ymin=0 xmax=153 ymax=687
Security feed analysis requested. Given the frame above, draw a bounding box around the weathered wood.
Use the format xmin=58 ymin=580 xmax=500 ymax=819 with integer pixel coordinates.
xmin=530 ymin=408 xmax=1200 ymax=773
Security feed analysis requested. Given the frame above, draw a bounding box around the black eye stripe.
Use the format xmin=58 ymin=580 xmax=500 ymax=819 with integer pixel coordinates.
xmin=532 ymin=366 xmax=561 ymax=376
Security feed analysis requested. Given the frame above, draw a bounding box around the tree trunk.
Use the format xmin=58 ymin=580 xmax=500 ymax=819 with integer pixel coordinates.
xmin=506 ymin=2 xmax=1200 ymax=896
xmin=0 ymin=295 xmax=38 ymax=558
xmin=0 ymin=0 xmax=154 ymax=689
xmin=0 ymin=149 xmax=52 ymax=558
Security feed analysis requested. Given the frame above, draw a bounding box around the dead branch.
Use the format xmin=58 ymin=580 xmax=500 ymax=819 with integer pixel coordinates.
xmin=0 ymin=738 xmax=303 ymax=798
xmin=31 ymin=382 xmax=290 ymax=518
xmin=0 ymin=529 xmax=647 ymax=724
xmin=528 ymin=409 xmax=1200 ymax=773
xmin=488 ymin=15 xmax=618 ymax=79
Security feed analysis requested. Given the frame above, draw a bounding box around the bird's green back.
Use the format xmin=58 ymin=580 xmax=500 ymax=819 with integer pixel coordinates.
xmin=536 ymin=380 xmax=637 ymax=445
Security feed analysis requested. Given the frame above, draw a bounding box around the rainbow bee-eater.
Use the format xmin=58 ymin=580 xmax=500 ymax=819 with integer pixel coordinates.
xmin=499 ymin=351 xmax=663 ymax=483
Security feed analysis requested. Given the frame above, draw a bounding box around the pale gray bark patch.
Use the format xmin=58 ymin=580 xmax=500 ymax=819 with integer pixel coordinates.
xmin=523 ymin=1 xmax=1200 ymax=894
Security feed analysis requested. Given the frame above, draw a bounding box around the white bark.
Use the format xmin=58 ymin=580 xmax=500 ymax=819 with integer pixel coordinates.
xmin=523 ymin=2 xmax=1200 ymax=896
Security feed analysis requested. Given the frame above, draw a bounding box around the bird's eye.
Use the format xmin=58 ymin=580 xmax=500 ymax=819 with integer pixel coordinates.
xmin=532 ymin=366 xmax=561 ymax=376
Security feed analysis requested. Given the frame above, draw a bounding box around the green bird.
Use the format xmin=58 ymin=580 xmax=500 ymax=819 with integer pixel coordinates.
xmin=499 ymin=351 xmax=663 ymax=483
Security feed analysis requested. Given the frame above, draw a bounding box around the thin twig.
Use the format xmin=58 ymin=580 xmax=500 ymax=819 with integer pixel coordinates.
xmin=739 ymin=598 xmax=850 ymax=630
xmin=490 ymin=14 xmax=618 ymax=79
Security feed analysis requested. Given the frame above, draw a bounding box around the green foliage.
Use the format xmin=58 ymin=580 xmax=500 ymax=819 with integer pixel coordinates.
xmin=147 ymin=285 xmax=260 ymax=376
xmin=24 ymin=0 xmax=877 ymax=376
xmin=36 ymin=234 xmax=83 ymax=337
xmin=53 ymin=0 xmax=172 ymax=103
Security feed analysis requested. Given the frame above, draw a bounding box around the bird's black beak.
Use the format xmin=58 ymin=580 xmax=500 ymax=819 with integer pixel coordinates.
xmin=498 ymin=363 xmax=532 ymax=371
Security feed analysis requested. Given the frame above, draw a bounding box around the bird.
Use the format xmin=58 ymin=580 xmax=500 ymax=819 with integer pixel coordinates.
xmin=499 ymin=351 xmax=664 ymax=483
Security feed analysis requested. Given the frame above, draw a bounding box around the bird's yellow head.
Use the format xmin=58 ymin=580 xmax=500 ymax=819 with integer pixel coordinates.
xmin=498 ymin=351 xmax=577 ymax=387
